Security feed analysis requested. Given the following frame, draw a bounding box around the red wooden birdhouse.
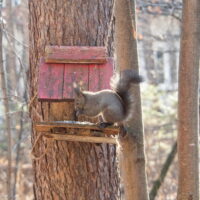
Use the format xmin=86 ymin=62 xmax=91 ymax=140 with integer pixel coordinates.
xmin=35 ymin=46 xmax=119 ymax=146
xmin=38 ymin=46 xmax=114 ymax=101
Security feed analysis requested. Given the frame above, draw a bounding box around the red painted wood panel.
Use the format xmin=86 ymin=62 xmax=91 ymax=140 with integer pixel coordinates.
xmin=45 ymin=46 xmax=107 ymax=64
xmin=38 ymin=56 xmax=114 ymax=101
xmin=38 ymin=59 xmax=64 ymax=101
xmin=63 ymin=64 xmax=89 ymax=99
xmin=89 ymin=58 xmax=114 ymax=91
xmin=88 ymin=64 xmax=101 ymax=91
xmin=99 ymin=58 xmax=114 ymax=89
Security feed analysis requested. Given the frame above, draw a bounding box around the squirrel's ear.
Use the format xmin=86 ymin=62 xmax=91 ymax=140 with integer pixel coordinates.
xmin=73 ymin=83 xmax=83 ymax=96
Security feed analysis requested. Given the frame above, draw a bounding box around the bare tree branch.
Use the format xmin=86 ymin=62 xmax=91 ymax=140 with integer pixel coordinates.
xmin=137 ymin=0 xmax=182 ymax=21
xmin=3 ymin=27 xmax=29 ymax=48
xmin=13 ymin=106 xmax=25 ymax=200
xmin=3 ymin=28 xmax=29 ymax=98
xmin=149 ymin=141 xmax=177 ymax=200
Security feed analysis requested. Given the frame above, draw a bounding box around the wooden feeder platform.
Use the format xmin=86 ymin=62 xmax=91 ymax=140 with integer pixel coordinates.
xmin=35 ymin=121 xmax=119 ymax=144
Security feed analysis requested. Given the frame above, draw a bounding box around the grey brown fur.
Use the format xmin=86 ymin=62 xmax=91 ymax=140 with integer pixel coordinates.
xmin=74 ymin=69 xmax=142 ymax=125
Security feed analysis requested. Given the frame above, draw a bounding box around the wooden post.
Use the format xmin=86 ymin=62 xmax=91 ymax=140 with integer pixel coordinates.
xmin=177 ymin=0 xmax=200 ymax=199
xmin=114 ymin=0 xmax=149 ymax=199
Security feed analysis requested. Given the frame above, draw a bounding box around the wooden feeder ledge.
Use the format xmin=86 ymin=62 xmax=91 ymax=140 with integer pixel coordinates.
xmin=35 ymin=121 xmax=119 ymax=144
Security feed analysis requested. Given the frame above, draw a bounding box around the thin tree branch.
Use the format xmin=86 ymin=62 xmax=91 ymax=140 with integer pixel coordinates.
xmin=3 ymin=28 xmax=29 ymax=91
xmin=13 ymin=106 xmax=25 ymax=200
xmin=2 ymin=27 xmax=29 ymax=48
xmin=149 ymin=141 xmax=177 ymax=200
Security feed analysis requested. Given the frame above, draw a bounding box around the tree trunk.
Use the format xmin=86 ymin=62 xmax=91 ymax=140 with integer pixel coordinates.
xmin=29 ymin=1 xmax=120 ymax=200
xmin=177 ymin=0 xmax=200 ymax=199
xmin=114 ymin=0 xmax=149 ymax=199
xmin=5 ymin=0 xmax=17 ymax=93
xmin=0 ymin=7 xmax=12 ymax=200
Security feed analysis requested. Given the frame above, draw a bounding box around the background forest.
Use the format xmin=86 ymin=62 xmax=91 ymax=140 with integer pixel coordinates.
xmin=0 ymin=0 xmax=182 ymax=199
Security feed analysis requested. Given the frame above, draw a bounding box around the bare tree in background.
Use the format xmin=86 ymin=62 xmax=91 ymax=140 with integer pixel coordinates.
xmin=5 ymin=0 xmax=17 ymax=93
xmin=0 ymin=1 xmax=12 ymax=199
xmin=0 ymin=1 xmax=30 ymax=199
xmin=177 ymin=0 xmax=200 ymax=199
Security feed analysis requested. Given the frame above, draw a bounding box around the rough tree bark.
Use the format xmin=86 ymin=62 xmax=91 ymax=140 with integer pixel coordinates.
xmin=177 ymin=0 xmax=200 ymax=199
xmin=29 ymin=1 xmax=120 ymax=200
xmin=114 ymin=0 xmax=149 ymax=199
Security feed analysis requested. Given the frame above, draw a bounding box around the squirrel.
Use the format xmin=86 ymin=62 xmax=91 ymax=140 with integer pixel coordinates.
xmin=74 ymin=69 xmax=143 ymax=128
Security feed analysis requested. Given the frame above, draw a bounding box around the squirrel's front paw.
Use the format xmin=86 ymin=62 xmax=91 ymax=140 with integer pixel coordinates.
xmin=98 ymin=122 xmax=113 ymax=128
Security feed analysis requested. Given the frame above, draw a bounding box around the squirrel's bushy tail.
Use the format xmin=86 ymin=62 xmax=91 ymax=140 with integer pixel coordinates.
xmin=110 ymin=69 xmax=143 ymax=122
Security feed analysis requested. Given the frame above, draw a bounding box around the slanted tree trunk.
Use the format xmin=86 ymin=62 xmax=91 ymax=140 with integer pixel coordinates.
xmin=114 ymin=0 xmax=149 ymax=199
xmin=177 ymin=0 xmax=200 ymax=199
xmin=150 ymin=142 xmax=177 ymax=200
xmin=29 ymin=1 xmax=120 ymax=200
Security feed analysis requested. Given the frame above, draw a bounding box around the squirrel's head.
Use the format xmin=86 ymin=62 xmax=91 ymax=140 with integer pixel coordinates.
xmin=74 ymin=83 xmax=86 ymax=117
